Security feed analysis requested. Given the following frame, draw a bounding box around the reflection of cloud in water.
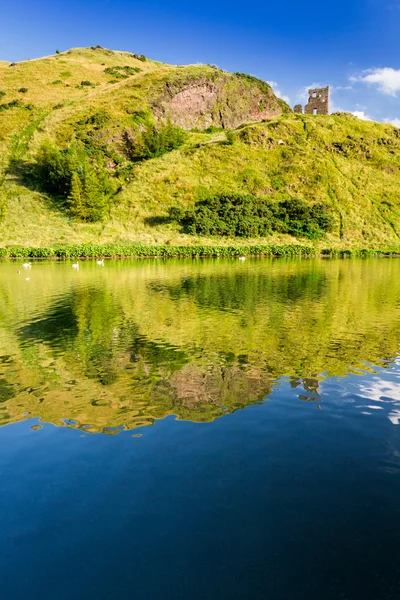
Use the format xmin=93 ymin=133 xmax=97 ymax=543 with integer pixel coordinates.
xmin=356 ymin=373 xmax=400 ymax=424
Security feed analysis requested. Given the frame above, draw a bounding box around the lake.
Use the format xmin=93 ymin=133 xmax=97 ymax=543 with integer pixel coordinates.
xmin=1 ymin=257 xmax=400 ymax=599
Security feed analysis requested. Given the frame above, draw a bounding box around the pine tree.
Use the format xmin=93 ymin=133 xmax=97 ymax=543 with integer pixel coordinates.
xmin=67 ymin=171 xmax=84 ymax=219
xmin=81 ymin=163 xmax=106 ymax=222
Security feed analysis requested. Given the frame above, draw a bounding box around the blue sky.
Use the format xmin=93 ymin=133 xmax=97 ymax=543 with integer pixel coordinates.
xmin=1 ymin=0 xmax=399 ymax=124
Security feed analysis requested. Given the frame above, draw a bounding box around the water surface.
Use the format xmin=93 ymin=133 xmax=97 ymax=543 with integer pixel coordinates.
xmin=1 ymin=258 xmax=400 ymax=599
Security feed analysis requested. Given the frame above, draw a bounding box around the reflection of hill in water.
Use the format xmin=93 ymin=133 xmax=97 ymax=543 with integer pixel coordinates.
xmin=1 ymin=258 xmax=400 ymax=433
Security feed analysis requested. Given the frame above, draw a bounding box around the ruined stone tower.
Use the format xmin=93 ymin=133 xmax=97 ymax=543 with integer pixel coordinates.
xmin=304 ymin=86 xmax=330 ymax=115
xmin=293 ymin=86 xmax=330 ymax=116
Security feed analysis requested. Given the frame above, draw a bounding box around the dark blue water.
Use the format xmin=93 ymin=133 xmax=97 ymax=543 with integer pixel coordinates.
xmin=1 ymin=259 xmax=400 ymax=599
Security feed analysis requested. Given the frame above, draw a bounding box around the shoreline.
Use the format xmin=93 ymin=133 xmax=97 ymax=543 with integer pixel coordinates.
xmin=1 ymin=243 xmax=400 ymax=259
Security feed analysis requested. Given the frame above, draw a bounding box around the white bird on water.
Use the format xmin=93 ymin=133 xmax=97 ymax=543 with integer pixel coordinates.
xmin=22 ymin=262 xmax=31 ymax=268
xmin=238 ymin=256 xmax=246 ymax=261
xmin=72 ymin=262 xmax=79 ymax=269
xmin=96 ymin=259 xmax=104 ymax=266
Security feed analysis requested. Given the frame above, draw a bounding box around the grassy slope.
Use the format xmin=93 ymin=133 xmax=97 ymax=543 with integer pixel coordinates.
xmin=1 ymin=47 xmax=400 ymax=249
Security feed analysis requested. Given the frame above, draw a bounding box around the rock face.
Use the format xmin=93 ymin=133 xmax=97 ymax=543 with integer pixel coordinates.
xmin=153 ymin=72 xmax=290 ymax=130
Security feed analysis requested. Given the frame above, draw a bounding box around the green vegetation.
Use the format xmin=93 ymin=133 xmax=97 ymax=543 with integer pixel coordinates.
xmin=103 ymin=65 xmax=141 ymax=79
xmin=0 ymin=98 xmax=22 ymax=111
xmin=35 ymin=142 xmax=116 ymax=221
xmin=0 ymin=243 xmax=316 ymax=258
xmin=124 ymin=118 xmax=186 ymax=161
xmin=18 ymin=87 xmax=28 ymax=93
xmin=131 ymin=53 xmax=147 ymax=61
xmin=0 ymin=243 xmax=399 ymax=259
xmin=79 ymin=80 xmax=95 ymax=87
xmin=234 ymin=72 xmax=290 ymax=113
xmin=0 ymin=45 xmax=400 ymax=250
xmin=170 ymin=193 xmax=334 ymax=239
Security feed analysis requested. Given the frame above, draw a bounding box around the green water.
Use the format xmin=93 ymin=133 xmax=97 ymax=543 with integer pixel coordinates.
xmin=0 ymin=258 xmax=399 ymax=432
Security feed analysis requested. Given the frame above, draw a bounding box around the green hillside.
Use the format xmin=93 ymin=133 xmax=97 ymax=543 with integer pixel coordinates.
xmin=1 ymin=46 xmax=400 ymax=250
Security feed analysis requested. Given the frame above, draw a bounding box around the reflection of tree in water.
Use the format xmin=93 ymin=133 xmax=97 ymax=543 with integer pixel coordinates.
xmin=11 ymin=284 xmax=273 ymax=431
xmin=149 ymin=269 xmax=328 ymax=312
xmin=3 ymin=259 xmax=400 ymax=433
xmin=19 ymin=287 xmax=189 ymax=387
xmin=19 ymin=288 xmax=120 ymax=385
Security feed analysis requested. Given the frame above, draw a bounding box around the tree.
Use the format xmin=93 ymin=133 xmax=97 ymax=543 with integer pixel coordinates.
xmin=67 ymin=172 xmax=84 ymax=219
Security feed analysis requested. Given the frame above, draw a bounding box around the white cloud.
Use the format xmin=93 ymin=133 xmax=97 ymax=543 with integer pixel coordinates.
xmin=357 ymin=375 xmax=400 ymax=425
xmin=350 ymin=67 xmax=400 ymax=96
xmin=352 ymin=110 xmax=372 ymax=121
xmin=384 ymin=117 xmax=400 ymax=127
xmin=331 ymin=85 xmax=354 ymax=92
xmin=267 ymin=81 xmax=290 ymax=105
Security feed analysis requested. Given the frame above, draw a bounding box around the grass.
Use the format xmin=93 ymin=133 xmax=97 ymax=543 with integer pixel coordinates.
xmin=1 ymin=46 xmax=400 ymax=250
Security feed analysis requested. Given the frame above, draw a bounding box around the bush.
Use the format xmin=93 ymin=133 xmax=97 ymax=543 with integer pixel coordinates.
xmin=273 ymin=198 xmax=335 ymax=238
xmin=124 ymin=118 xmax=186 ymax=161
xmin=35 ymin=142 xmax=115 ymax=222
xmin=79 ymin=80 xmax=95 ymax=87
xmin=18 ymin=87 xmax=28 ymax=93
xmin=131 ymin=54 xmax=147 ymax=62
xmin=103 ymin=66 xmax=141 ymax=80
xmin=170 ymin=193 xmax=335 ymax=239
xmin=0 ymin=91 xmax=6 ymax=99
xmin=0 ymin=99 xmax=22 ymax=112
xmin=0 ymin=243 xmax=317 ymax=259
xmin=56 ymin=49 xmax=60 ymax=54
xmin=225 ymin=131 xmax=235 ymax=145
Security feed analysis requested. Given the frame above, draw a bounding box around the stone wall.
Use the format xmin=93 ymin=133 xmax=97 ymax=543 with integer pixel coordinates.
xmin=304 ymin=86 xmax=330 ymax=115
xmin=293 ymin=87 xmax=330 ymax=116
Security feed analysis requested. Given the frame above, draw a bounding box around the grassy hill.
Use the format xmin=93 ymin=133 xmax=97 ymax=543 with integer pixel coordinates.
xmin=1 ymin=46 xmax=400 ymax=250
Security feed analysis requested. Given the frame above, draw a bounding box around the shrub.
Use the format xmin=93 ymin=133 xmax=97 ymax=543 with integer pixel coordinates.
xmin=273 ymin=198 xmax=335 ymax=239
xmin=35 ymin=142 xmax=115 ymax=222
xmin=170 ymin=193 xmax=335 ymax=239
xmin=124 ymin=118 xmax=186 ymax=161
xmin=0 ymin=91 xmax=5 ymax=99
xmin=79 ymin=80 xmax=95 ymax=87
xmin=0 ymin=244 xmax=318 ymax=259
xmin=0 ymin=99 xmax=22 ymax=112
xmin=51 ymin=80 xmax=63 ymax=85
xmin=56 ymin=49 xmax=60 ymax=54
xmin=131 ymin=54 xmax=147 ymax=62
xmin=18 ymin=87 xmax=28 ymax=93
xmin=103 ymin=66 xmax=141 ymax=80
xmin=225 ymin=131 xmax=235 ymax=145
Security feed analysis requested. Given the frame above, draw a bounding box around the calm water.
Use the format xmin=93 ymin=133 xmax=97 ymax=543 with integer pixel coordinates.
xmin=1 ymin=258 xmax=400 ymax=599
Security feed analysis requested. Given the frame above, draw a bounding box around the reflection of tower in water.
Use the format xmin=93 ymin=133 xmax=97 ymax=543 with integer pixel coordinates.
xmin=290 ymin=376 xmax=321 ymax=402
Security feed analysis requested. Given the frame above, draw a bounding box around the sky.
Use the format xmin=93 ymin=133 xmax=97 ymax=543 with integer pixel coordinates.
xmin=1 ymin=0 xmax=400 ymax=124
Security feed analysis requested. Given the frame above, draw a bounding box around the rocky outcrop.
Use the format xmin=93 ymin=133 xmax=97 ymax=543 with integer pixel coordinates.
xmin=153 ymin=70 xmax=290 ymax=130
